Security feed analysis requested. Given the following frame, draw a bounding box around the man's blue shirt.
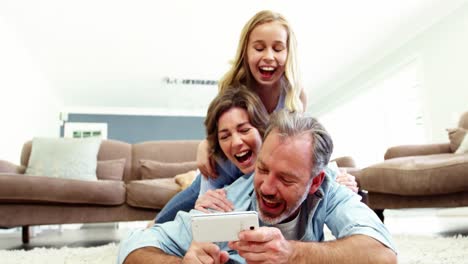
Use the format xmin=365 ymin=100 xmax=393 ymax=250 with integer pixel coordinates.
xmin=117 ymin=168 xmax=396 ymax=264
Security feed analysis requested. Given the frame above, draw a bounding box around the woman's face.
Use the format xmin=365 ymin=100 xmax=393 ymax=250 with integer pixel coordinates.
xmin=246 ymin=21 xmax=288 ymax=89
xmin=217 ymin=107 xmax=263 ymax=174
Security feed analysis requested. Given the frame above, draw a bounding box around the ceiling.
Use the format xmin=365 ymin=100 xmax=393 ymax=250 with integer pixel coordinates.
xmin=1 ymin=0 xmax=467 ymax=115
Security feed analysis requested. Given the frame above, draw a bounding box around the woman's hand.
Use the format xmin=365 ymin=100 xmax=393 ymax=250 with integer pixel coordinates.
xmin=197 ymin=139 xmax=218 ymax=178
xmin=195 ymin=189 xmax=234 ymax=213
xmin=336 ymin=168 xmax=359 ymax=193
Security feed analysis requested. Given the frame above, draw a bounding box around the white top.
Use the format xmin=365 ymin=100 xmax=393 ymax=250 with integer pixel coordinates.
xmin=274 ymin=211 xmax=301 ymax=240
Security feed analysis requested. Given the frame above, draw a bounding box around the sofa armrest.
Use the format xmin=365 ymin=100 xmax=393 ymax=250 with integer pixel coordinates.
xmin=384 ymin=143 xmax=451 ymax=160
xmin=0 ymin=160 xmax=26 ymax=174
xmin=331 ymin=156 xmax=356 ymax=168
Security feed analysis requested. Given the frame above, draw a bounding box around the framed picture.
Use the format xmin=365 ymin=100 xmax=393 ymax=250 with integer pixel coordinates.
xmin=64 ymin=122 xmax=108 ymax=139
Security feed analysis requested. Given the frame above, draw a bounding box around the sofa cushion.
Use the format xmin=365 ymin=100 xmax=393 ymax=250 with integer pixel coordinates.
xmin=357 ymin=153 xmax=468 ymax=195
xmin=0 ymin=175 xmax=125 ymax=205
xmin=139 ymin=160 xmax=197 ymax=180
xmin=25 ymin=137 xmax=101 ymax=181
xmin=97 ymin=159 xmax=126 ymax=181
xmin=175 ymin=170 xmax=197 ymax=190
xmin=459 ymin=111 xmax=468 ymax=129
xmin=447 ymin=128 xmax=467 ymax=153
xmin=455 ymin=133 xmax=468 ymax=154
xmin=126 ymin=179 xmax=180 ymax=209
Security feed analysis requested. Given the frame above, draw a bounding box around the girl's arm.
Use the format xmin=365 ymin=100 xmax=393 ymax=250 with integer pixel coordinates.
xmin=196 ymin=139 xmax=218 ymax=178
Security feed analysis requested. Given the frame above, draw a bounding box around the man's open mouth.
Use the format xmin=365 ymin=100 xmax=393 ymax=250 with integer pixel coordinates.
xmin=261 ymin=196 xmax=282 ymax=209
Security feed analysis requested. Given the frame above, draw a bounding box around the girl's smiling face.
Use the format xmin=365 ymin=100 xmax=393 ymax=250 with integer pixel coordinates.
xmin=247 ymin=21 xmax=288 ymax=89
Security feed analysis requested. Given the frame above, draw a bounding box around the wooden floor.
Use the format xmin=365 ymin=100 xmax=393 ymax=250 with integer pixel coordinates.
xmin=1 ymin=208 xmax=468 ymax=250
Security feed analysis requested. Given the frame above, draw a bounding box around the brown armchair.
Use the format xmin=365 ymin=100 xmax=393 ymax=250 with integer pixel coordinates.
xmin=354 ymin=111 xmax=468 ymax=221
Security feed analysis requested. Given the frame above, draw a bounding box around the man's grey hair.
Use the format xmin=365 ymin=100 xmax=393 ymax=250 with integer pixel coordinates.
xmin=264 ymin=110 xmax=333 ymax=177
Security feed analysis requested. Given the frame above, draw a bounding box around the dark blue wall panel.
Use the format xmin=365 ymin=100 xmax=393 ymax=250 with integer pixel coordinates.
xmin=62 ymin=114 xmax=205 ymax=143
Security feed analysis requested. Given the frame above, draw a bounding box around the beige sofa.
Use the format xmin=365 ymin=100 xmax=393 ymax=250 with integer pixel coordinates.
xmin=0 ymin=139 xmax=200 ymax=243
xmin=0 ymin=139 xmax=359 ymax=244
xmin=355 ymin=112 xmax=468 ymax=221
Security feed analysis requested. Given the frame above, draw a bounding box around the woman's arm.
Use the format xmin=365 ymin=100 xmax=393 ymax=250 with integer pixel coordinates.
xmin=195 ymin=189 xmax=234 ymax=212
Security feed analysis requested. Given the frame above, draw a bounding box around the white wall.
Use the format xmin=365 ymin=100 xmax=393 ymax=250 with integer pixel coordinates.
xmin=314 ymin=2 xmax=468 ymax=148
xmin=0 ymin=19 xmax=62 ymax=164
xmin=421 ymin=3 xmax=468 ymax=141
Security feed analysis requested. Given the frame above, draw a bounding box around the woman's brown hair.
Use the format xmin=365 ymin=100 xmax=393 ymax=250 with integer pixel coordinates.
xmin=205 ymin=85 xmax=269 ymax=160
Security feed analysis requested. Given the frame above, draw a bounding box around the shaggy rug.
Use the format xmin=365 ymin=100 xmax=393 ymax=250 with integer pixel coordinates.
xmin=0 ymin=234 xmax=467 ymax=264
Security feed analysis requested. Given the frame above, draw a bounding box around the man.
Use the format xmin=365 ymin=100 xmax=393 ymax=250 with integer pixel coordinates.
xmin=118 ymin=111 xmax=397 ymax=264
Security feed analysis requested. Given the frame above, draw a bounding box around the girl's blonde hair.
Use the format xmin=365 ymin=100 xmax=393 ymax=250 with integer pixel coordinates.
xmin=218 ymin=10 xmax=303 ymax=112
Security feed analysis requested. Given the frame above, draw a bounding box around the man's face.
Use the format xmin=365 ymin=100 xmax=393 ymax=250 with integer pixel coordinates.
xmin=254 ymin=130 xmax=322 ymax=224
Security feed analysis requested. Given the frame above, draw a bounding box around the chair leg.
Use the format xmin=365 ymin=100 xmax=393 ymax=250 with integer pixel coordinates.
xmin=358 ymin=189 xmax=369 ymax=205
xmin=22 ymin=226 xmax=30 ymax=244
xmin=374 ymin=209 xmax=385 ymax=223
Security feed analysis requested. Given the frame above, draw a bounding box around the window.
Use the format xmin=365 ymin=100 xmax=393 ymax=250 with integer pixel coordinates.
xmin=321 ymin=58 xmax=424 ymax=167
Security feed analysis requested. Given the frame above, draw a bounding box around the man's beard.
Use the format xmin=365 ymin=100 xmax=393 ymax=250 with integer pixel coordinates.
xmin=256 ymin=178 xmax=312 ymax=225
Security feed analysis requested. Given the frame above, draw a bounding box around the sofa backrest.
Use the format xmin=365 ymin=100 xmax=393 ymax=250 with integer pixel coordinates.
xmin=20 ymin=139 xmax=132 ymax=181
xmin=131 ymin=140 xmax=200 ymax=182
xmin=20 ymin=139 xmax=200 ymax=182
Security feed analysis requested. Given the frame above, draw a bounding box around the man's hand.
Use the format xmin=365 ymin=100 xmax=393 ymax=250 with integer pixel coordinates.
xmin=183 ymin=242 xmax=229 ymax=264
xmin=195 ymin=189 xmax=234 ymax=213
xmin=228 ymin=227 xmax=293 ymax=264
xmin=336 ymin=168 xmax=359 ymax=193
xmin=197 ymin=139 xmax=218 ymax=178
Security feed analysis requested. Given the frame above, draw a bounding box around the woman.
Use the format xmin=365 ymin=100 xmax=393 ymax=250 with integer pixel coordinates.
xmin=155 ymin=86 xmax=269 ymax=222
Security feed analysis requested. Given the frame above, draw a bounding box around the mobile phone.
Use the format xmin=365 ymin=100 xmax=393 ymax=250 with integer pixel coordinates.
xmin=191 ymin=211 xmax=259 ymax=242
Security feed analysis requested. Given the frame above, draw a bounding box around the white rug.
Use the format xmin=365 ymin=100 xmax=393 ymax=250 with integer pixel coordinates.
xmin=394 ymin=234 xmax=468 ymax=264
xmin=0 ymin=235 xmax=467 ymax=264
xmin=0 ymin=243 xmax=118 ymax=264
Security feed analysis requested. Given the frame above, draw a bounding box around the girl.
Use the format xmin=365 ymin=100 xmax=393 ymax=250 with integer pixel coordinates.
xmin=155 ymin=10 xmax=357 ymax=223
xmin=198 ymin=10 xmax=306 ymax=179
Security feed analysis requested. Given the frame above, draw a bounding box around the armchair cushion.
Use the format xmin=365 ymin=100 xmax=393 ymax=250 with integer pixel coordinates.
xmin=331 ymin=156 xmax=356 ymax=168
xmin=357 ymin=153 xmax=468 ymax=196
